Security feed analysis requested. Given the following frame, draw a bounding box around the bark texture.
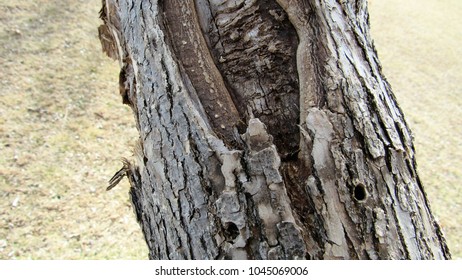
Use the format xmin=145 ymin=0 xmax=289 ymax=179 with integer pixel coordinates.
xmin=99 ymin=0 xmax=451 ymax=259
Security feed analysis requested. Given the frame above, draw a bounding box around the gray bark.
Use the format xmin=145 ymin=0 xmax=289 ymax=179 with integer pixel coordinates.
xmin=99 ymin=0 xmax=451 ymax=259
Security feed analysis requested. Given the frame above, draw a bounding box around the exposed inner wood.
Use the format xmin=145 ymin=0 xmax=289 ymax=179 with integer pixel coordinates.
xmin=161 ymin=0 xmax=243 ymax=148
xmin=193 ymin=0 xmax=316 ymax=252
xmin=195 ymin=0 xmax=300 ymax=159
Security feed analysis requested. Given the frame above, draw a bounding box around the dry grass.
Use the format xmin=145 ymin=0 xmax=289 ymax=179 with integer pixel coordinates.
xmin=0 ymin=0 xmax=146 ymax=259
xmin=369 ymin=0 xmax=462 ymax=258
xmin=0 ymin=0 xmax=460 ymax=259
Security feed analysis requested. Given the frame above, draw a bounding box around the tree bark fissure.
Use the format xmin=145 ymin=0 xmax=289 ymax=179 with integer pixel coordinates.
xmin=99 ymin=0 xmax=450 ymax=259
xmin=194 ymin=0 xmax=301 ymax=158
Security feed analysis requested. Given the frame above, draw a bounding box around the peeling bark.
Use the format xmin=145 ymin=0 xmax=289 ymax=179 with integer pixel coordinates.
xmin=99 ymin=0 xmax=451 ymax=259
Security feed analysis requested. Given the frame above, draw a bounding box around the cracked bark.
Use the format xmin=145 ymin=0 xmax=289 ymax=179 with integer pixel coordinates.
xmin=99 ymin=0 xmax=451 ymax=259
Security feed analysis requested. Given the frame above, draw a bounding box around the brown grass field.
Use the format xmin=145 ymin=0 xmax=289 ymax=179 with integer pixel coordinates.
xmin=0 ymin=0 xmax=460 ymax=259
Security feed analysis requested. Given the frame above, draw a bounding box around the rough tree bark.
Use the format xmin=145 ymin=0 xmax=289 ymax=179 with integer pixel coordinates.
xmin=98 ymin=0 xmax=451 ymax=259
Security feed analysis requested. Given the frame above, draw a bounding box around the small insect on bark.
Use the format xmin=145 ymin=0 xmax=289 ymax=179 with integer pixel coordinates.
xmin=107 ymin=158 xmax=132 ymax=191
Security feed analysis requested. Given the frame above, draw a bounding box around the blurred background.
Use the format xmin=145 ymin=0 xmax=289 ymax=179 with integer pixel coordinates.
xmin=0 ymin=0 xmax=460 ymax=259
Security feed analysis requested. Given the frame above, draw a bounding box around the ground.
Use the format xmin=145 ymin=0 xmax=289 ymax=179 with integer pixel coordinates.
xmin=0 ymin=0 xmax=145 ymax=259
xmin=0 ymin=0 xmax=460 ymax=259
xmin=369 ymin=0 xmax=462 ymax=258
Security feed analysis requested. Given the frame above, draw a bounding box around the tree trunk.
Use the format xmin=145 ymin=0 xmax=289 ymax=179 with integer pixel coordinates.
xmin=98 ymin=0 xmax=451 ymax=260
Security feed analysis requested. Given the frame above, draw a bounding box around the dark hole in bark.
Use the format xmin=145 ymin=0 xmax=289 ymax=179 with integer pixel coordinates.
xmin=223 ymin=222 xmax=239 ymax=242
xmin=354 ymin=184 xmax=367 ymax=201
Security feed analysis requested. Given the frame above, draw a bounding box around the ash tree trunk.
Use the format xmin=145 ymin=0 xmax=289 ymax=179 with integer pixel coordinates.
xmin=98 ymin=0 xmax=451 ymax=260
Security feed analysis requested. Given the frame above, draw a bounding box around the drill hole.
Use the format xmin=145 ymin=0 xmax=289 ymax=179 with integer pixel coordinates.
xmin=354 ymin=184 xmax=367 ymax=202
xmin=223 ymin=222 xmax=239 ymax=241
